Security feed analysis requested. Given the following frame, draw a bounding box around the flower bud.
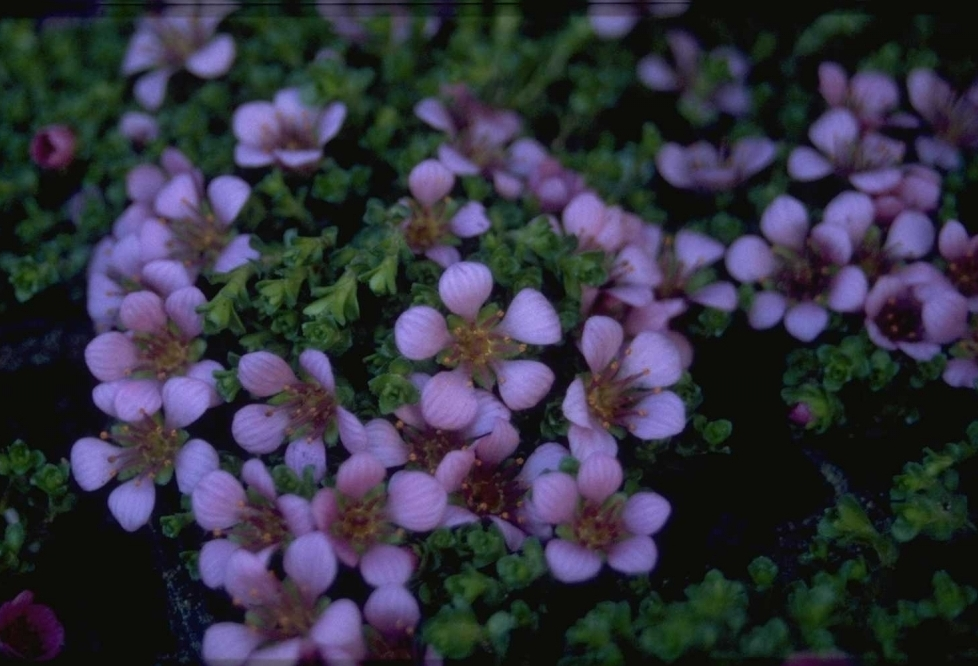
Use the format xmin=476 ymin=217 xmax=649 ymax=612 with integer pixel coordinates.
xmin=30 ymin=124 xmax=76 ymax=169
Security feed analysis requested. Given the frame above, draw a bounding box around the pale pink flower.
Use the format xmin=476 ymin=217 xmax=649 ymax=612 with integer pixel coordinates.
xmin=233 ymin=88 xmax=346 ymax=171
xmin=637 ymin=30 xmax=751 ymax=122
xmin=312 ymin=453 xmax=447 ymax=567
xmin=141 ymin=172 xmax=258 ymax=275
xmin=394 ymin=261 xmax=562 ymax=410
xmin=818 ymin=62 xmax=904 ymax=130
xmin=532 ymin=453 xmax=671 ymax=583
xmin=29 ymin=124 xmax=76 ymax=170
xmin=562 ymin=316 xmax=686 ymax=458
xmin=70 ymin=384 xmax=217 ymax=531
xmin=908 ymin=68 xmax=978 ymax=169
xmin=872 ymin=164 xmax=941 ymax=223
xmin=560 ymin=192 xmax=645 ymax=255
xmin=414 ymin=85 xmax=524 ymax=198
xmin=84 ymin=287 xmax=222 ymax=421
xmin=656 ymin=138 xmax=776 ymax=192
xmin=0 ymin=591 xmax=64 ymax=662
xmin=725 ymin=195 xmax=870 ymax=342
xmin=864 ymin=262 xmax=968 ymax=360
xmin=398 ymin=159 xmax=491 ymax=268
xmin=232 ymin=350 xmax=367 ymax=482
xmin=788 ymin=108 xmax=906 ymax=191
xmin=191 ymin=459 xmax=314 ymax=589
xmin=112 ymin=147 xmax=201 ymax=239
xmin=121 ymin=4 xmax=237 ymax=111
xmin=507 ymin=138 xmax=589 ymax=214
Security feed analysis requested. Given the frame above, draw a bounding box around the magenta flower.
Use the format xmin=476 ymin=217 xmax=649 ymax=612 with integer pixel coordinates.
xmin=0 ymin=591 xmax=64 ymax=662
xmin=121 ymin=5 xmax=237 ymax=111
xmin=233 ymin=88 xmax=346 ymax=171
xmin=312 ymin=453 xmax=447 ymax=567
xmin=864 ymin=262 xmax=968 ymax=360
xmin=71 ymin=381 xmax=217 ymax=531
xmin=656 ymin=138 xmax=776 ymax=192
xmin=84 ymin=287 xmax=221 ymax=421
xmin=29 ymin=124 xmax=76 ymax=170
xmin=394 ymin=261 xmax=562 ymax=410
xmin=232 ymin=350 xmax=367 ymax=482
xmin=191 ymin=458 xmax=314 ymax=589
xmin=563 ymin=316 xmax=686 ymax=458
xmin=788 ymin=108 xmax=906 ymax=192
xmin=414 ymin=85 xmax=524 ymax=198
xmin=398 ymin=159 xmax=491 ymax=268
xmin=908 ymin=68 xmax=978 ymax=169
xmin=141 ymin=172 xmax=258 ymax=275
xmin=726 ymin=194 xmax=870 ymax=342
xmin=531 ymin=453 xmax=671 ymax=583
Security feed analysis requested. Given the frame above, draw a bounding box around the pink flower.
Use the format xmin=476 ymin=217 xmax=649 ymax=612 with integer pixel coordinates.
xmin=394 ymin=261 xmax=562 ymax=410
xmin=398 ymin=159 xmax=491 ymax=267
xmin=0 ymin=591 xmax=64 ymax=662
xmin=562 ymin=316 xmax=686 ymax=458
xmin=864 ymin=263 xmax=968 ymax=360
xmin=872 ymin=164 xmax=941 ymax=223
xmin=121 ymin=5 xmax=237 ymax=111
xmin=232 ymin=350 xmax=367 ymax=482
xmin=233 ymin=88 xmax=346 ymax=171
xmin=656 ymin=138 xmax=776 ymax=192
xmin=507 ymin=139 xmax=590 ymax=214
xmin=908 ymin=68 xmax=978 ymax=169
xmin=725 ymin=195 xmax=869 ymax=342
xmin=71 ymin=383 xmax=218 ymax=531
xmin=29 ymin=124 xmax=76 ymax=170
xmin=119 ymin=111 xmax=159 ymax=146
xmin=142 ymin=172 xmax=258 ymax=275
xmin=818 ymin=62 xmax=902 ymax=130
xmin=312 ymin=453 xmax=447 ymax=567
xmin=531 ymin=454 xmax=671 ymax=583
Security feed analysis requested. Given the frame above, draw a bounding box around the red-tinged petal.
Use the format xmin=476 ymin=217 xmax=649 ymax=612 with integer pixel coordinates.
xmin=624 ymin=391 xmax=686 ymax=440
xmin=165 ymin=286 xmax=206 ymax=338
xmin=784 ymin=302 xmax=830 ymax=342
xmin=828 ymin=266 xmax=868 ymax=313
xmin=760 ymin=195 xmax=809 ymax=251
xmin=202 ymin=622 xmax=262 ymax=666
xmin=748 ymin=291 xmax=787 ymax=330
xmin=360 ymin=544 xmax=417 ymax=587
xmin=185 ymin=34 xmax=235 ymax=78
xmin=885 ymin=210 xmax=935 ymax=259
xmin=725 ymin=235 xmax=776 ymax=283
xmin=108 ymin=476 xmax=156 ymax=532
xmin=620 ymin=331 xmax=683 ymax=389
xmin=155 ymin=172 xmax=201 ymax=220
xmin=198 ymin=539 xmax=239 ymax=589
xmin=439 ymin=261 xmax=494 ymax=320
xmin=622 ymin=492 xmax=672 ymax=535
xmin=231 ymin=404 xmax=289 ymax=454
xmin=311 ymin=599 xmax=366 ymax=661
xmin=421 ymin=370 xmax=478 ymax=430
xmin=85 ymin=332 xmax=138 ymax=381
xmin=238 ymin=351 xmax=296 ymax=396
xmin=114 ymin=379 xmax=163 ymax=423
xmin=299 ymin=349 xmax=335 ymax=391
xmin=568 ymin=424 xmax=618 ymax=461
xmin=449 ymin=201 xmax=491 ymax=238
xmin=175 ymin=438 xmax=218 ymax=495
xmin=208 ymin=175 xmax=250 ymax=226
xmin=71 ymin=437 xmax=124 ymax=491
xmin=576 ymin=453 xmax=622 ymax=503
xmin=498 ymin=289 xmax=561 ymax=344
xmin=495 ymin=359 xmax=554 ymax=411
xmin=364 ymin=585 xmax=420 ymax=636
xmin=134 ymin=68 xmax=171 ymax=111
xmin=284 ymin=532 xmax=337 ymax=602
xmin=387 ymin=471 xmax=447 ymax=532
xmin=337 ymin=452 xmax=386 ymax=499
xmin=409 ymin=159 xmax=454 ymax=207
xmin=787 ymin=147 xmax=833 ymax=181
xmin=607 ymin=535 xmax=658 ymax=575
xmin=192 ymin=470 xmax=246 ymax=530
xmin=394 ymin=306 xmax=450 ymax=360
xmin=531 ymin=472 xmax=577 ymax=524
xmin=286 ymin=438 xmax=327 ymax=483
xmin=434 ymin=449 xmax=475 ymax=492
xmin=545 ymin=539 xmax=603 ymax=583
xmin=162 ymin=377 xmax=210 ymax=428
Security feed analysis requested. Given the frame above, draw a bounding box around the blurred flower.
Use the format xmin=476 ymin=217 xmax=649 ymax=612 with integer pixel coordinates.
xmin=657 ymin=138 xmax=776 ymax=192
xmin=0 ymin=591 xmax=64 ymax=662
xmin=29 ymin=124 xmax=76 ymax=170
xmin=908 ymin=68 xmax=978 ymax=169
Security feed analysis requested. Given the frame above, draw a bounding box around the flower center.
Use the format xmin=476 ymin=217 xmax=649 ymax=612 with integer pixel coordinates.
xmin=330 ymin=486 xmax=393 ymax=554
xmin=275 ymin=382 xmax=336 ymax=443
xmin=458 ymin=458 xmax=526 ymax=524
xmin=442 ymin=310 xmax=526 ymax=389
xmin=131 ymin=326 xmax=195 ymax=380
xmin=401 ymin=422 xmax=466 ymax=474
xmin=771 ymin=243 xmax=836 ymax=303
xmin=167 ymin=199 xmax=232 ymax=269
xmin=223 ymin=496 xmax=293 ymax=551
xmin=570 ymin=495 xmax=626 ymax=552
xmin=584 ymin=356 xmax=652 ymax=432
xmin=948 ymin=250 xmax=978 ymax=297
xmin=875 ymin=293 xmax=924 ymax=342
xmin=104 ymin=416 xmax=186 ymax=482
xmin=403 ymin=201 xmax=449 ymax=252
xmin=246 ymin=580 xmax=319 ymax=642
